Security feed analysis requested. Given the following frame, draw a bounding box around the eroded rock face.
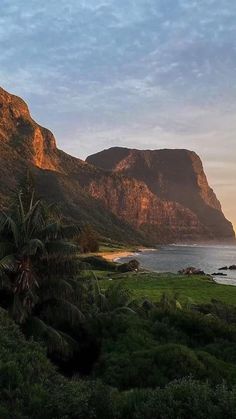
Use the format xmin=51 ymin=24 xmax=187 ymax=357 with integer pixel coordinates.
xmin=87 ymin=147 xmax=235 ymax=241
xmin=78 ymin=172 xmax=205 ymax=243
xmin=86 ymin=147 xmax=220 ymax=210
xmin=0 ymin=87 xmax=234 ymax=244
xmin=0 ymin=87 xmax=57 ymax=170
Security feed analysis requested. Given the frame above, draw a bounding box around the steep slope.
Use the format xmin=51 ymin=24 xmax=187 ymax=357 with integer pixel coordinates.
xmin=0 ymin=87 xmax=234 ymax=244
xmin=87 ymin=147 xmax=235 ymax=241
xmin=0 ymin=87 xmax=145 ymax=243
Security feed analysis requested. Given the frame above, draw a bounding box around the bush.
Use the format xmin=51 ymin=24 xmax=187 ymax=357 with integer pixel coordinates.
xmin=153 ymin=308 xmax=236 ymax=347
xmin=0 ymin=310 xmax=54 ymax=418
xmin=117 ymin=259 xmax=140 ymax=273
xmin=95 ymin=343 xmax=205 ymax=390
xmin=81 ymin=256 xmax=117 ymax=271
xmin=117 ymin=379 xmax=236 ymax=419
xmin=0 ymin=310 xmax=116 ymax=419
xmin=45 ymin=379 xmax=116 ymax=419
xmin=76 ymin=224 xmax=100 ymax=253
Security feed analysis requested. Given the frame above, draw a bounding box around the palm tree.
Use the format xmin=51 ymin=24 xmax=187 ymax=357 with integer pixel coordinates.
xmin=0 ymin=187 xmax=139 ymax=366
xmin=92 ymin=274 xmax=137 ymax=316
xmin=0 ymin=189 xmax=85 ymax=357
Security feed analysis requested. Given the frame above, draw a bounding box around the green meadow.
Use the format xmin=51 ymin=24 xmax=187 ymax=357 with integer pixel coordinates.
xmin=99 ymin=272 xmax=236 ymax=306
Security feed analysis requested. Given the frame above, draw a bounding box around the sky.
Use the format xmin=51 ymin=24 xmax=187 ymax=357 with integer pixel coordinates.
xmin=0 ymin=0 xmax=236 ymax=229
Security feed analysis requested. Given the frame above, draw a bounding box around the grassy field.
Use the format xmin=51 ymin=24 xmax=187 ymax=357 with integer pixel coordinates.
xmin=99 ymin=272 xmax=236 ymax=306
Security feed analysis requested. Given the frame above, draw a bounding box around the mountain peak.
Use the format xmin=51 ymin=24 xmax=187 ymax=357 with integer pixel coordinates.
xmin=0 ymin=86 xmax=57 ymax=170
xmin=87 ymin=147 xmax=234 ymax=240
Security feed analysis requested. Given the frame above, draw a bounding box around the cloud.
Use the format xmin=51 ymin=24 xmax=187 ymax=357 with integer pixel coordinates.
xmin=0 ymin=0 xmax=236 ymax=225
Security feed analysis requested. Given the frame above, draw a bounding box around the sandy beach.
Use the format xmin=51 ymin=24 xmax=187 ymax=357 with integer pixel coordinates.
xmin=96 ymin=247 xmax=156 ymax=262
xmin=96 ymin=251 xmax=135 ymax=262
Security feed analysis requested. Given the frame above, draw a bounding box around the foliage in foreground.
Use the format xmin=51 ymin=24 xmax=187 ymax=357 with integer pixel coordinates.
xmin=92 ymin=296 xmax=236 ymax=390
xmin=0 ymin=310 xmax=115 ymax=419
xmin=1 ymin=310 xmax=236 ymax=419
xmin=1 ymin=187 xmax=236 ymax=417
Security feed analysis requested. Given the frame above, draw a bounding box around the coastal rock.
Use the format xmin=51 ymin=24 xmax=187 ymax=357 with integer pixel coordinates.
xmin=212 ymin=272 xmax=228 ymax=277
xmin=219 ymin=266 xmax=228 ymax=270
xmin=229 ymin=265 xmax=236 ymax=270
xmin=117 ymin=259 xmax=140 ymax=273
xmin=178 ymin=267 xmax=205 ymax=275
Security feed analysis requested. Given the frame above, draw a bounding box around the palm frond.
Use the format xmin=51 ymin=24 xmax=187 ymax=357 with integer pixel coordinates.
xmin=0 ymin=213 xmax=19 ymax=247
xmin=41 ymin=221 xmax=80 ymax=241
xmin=39 ymin=277 xmax=74 ymax=301
xmin=24 ymin=198 xmax=41 ymax=224
xmin=0 ymin=254 xmax=17 ymax=273
xmin=42 ymin=202 xmax=61 ymax=221
xmin=97 ymin=292 xmax=110 ymax=312
xmin=42 ymin=299 xmax=85 ymax=325
xmin=45 ymin=240 xmax=78 ymax=256
xmin=18 ymin=191 xmax=26 ymax=222
xmin=21 ymin=239 xmax=45 ymax=256
xmin=112 ymin=306 xmax=136 ymax=315
xmin=41 ymin=221 xmax=61 ymax=240
xmin=105 ymin=281 xmax=132 ymax=309
xmin=61 ymin=224 xmax=80 ymax=239
xmin=25 ymin=316 xmax=74 ymax=357
xmin=55 ymin=299 xmax=85 ymax=324
xmin=25 ymin=200 xmax=44 ymax=238
xmin=0 ymin=241 xmax=15 ymax=259
xmin=0 ymin=270 xmax=11 ymax=288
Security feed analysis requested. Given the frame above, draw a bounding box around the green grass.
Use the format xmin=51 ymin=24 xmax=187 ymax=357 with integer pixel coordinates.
xmin=98 ymin=243 xmax=135 ymax=253
xmin=78 ymin=242 xmax=135 ymax=257
xmin=99 ymin=272 xmax=236 ymax=306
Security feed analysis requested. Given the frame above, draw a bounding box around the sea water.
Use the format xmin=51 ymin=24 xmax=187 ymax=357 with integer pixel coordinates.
xmin=118 ymin=244 xmax=236 ymax=285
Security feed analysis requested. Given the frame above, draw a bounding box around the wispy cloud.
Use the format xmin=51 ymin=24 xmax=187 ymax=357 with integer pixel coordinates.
xmin=0 ymin=0 xmax=236 ymax=225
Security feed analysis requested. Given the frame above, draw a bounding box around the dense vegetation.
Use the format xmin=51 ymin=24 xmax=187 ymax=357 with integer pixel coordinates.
xmin=1 ymin=188 xmax=236 ymax=417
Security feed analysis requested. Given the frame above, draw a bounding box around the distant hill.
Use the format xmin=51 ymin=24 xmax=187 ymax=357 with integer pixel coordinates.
xmin=0 ymin=87 xmax=234 ymax=244
xmin=87 ymin=147 xmax=235 ymax=242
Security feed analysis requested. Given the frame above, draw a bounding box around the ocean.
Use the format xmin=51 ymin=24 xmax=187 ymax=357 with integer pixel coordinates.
xmin=118 ymin=244 xmax=236 ymax=285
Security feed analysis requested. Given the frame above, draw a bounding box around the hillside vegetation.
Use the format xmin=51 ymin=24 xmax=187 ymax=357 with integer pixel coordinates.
xmin=0 ymin=188 xmax=236 ymax=418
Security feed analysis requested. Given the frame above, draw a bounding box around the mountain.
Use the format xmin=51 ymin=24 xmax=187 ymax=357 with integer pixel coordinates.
xmin=0 ymin=87 xmax=144 ymax=243
xmin=87 ymin=148 xmax=235 ymax=242
xmin=0 ymin=86 xmax=234 ymax=244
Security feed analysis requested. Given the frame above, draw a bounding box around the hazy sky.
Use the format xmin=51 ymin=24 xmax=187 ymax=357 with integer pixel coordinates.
xmin=0 ymin=0 xmax=235 ymax=229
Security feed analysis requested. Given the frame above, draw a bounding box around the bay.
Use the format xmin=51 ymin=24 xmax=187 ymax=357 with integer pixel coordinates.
xmin=118 ymin=245 xmax=236 ymax=285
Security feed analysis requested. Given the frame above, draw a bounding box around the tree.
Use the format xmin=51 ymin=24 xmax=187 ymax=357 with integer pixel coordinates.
xmin=0 ymin=189 xmax=85 ymax=358
xmin=76 ymin=224 xmax=99 ymax=253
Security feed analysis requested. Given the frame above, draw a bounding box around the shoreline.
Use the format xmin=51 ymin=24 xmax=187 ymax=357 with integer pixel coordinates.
xmin=95 ymin=246 xmax=236 ymax=285
xmin=96 ymin=247 xmax=157 ymax=262
xmin=96 ymin=250 xmax=136 ymax=262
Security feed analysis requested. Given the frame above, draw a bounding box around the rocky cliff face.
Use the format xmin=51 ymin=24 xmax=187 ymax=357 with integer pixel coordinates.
xmin=87 ymin=147 xmax=235 ymax=241
xmin=0 ymin=87 xmax=58 ymax=171
xmin=0 ymin=87 xmax=144 ymax=243
xmin=0 ymin=87 xmax=234 ymax=244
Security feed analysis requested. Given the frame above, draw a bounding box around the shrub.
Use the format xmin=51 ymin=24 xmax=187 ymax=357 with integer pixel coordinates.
xmin=0 ymin=310 xmax=54 ymax=418
xmin=153 ymin=308 xmax=236 ymax=347
xmin=76 ymin=224 xmax=100 ymax=253
xmin=95 ymin=343 xmax=205 ymax=390
xmin=81 ymin=256 xmax=117 ymax=271
xmin=117 ymin=259 xmax=140 ymax=273
xmin=0 ymin=310 xmax=116 ymax=419
xmin=45 ymin=379 xmax=116 ymax=419
xmin=117 ymin=379 xmax=236 ymax=419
